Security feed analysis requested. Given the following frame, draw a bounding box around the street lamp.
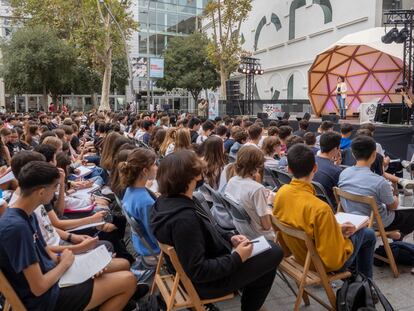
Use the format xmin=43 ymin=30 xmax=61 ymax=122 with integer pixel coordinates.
xmin=98 ymin=0 xmax=135 ymax=109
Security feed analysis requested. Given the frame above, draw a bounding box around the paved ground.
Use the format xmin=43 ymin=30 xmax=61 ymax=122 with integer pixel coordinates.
xmin=218 ymin=264 xmax=414 ymax=310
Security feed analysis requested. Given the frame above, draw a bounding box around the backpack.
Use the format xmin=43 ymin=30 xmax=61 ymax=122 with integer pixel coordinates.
xmin=134 ymin=294 xmax=166 ymax=311
xmin=336 ymin=273 xmax=394 ymax=311
xmin=374 ymin=241 xmax=414 ymax=266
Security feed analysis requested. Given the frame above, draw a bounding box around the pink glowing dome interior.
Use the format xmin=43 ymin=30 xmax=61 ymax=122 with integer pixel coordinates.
xmin=308 ymin=45 xmax=403 ymax=116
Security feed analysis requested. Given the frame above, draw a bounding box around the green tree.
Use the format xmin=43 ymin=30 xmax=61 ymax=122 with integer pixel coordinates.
xmin=10 ymin=0 xmax=138 ymax=111
xmin=204 ymin=0 xmax=252 ymax=98
xmin=0 ymin=26 xmax=77 ymax=111
xmin=157 ymin=32 xmax=220 ymax=102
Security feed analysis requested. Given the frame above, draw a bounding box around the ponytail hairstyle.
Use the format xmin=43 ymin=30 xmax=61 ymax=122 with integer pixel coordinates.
xmin=118 ymin=148 xmax=157 ymax=188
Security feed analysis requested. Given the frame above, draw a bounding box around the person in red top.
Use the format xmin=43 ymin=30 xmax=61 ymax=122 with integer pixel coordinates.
xmin=62 ymin=104 xmax=68 ymax=113
xmin=48 ymin=103 xmax=55 ymax=113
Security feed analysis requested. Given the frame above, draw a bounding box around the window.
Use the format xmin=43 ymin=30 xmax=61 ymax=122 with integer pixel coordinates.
xmin=383 ymin=0 xmax=402 ymax=10
xmin=271 ymin=13 xmax=282 ymax=31
xmin=289 ymin=0 xmax=306 ymax=40
xmin=177 ymin=15 xmax=196 ymax=34
xmin=254 ymin=16 xmax=266 ymax=51
xmin=287 ymin=75 xmax=294 ymax=99
xmin=313 ymin=0 xmax=333 ymax=24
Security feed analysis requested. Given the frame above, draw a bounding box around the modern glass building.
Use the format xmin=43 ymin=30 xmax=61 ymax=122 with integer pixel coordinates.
xmin=130 ymin=0 xmax=208 ymax=112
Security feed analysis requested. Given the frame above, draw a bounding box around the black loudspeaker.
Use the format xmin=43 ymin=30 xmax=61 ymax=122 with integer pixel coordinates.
xmin=321 ymin=114 xmax=339 ymax=123
xmin=257 ymin=112 xmax=268 ymax=119
xmin=296 ymin=112 xmax=311 ymax=121
xmin=226 ymin=80 xmax=240 ymax=101
xmin=374 ymin=103 xmax=409 ymax=124
xmin=276 ymin=112 xmax=290 ymax=120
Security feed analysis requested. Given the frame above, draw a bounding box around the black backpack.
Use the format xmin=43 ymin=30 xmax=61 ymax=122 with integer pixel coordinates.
xmin=336 ymin=273 xmax=394 ymax=311
xmin=134 ymin=294 xmax=166 ymax=311
xmin=374 ymin=241 xmax=414 ymax=266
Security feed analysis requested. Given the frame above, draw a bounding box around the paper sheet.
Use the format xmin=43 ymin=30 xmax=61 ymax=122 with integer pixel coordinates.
xmin=59 ymin=245 xmax=112 ymax=287
xmin=0 ymin=171 xmax=14 ymax=184
xmin=249 ymin=236 xmax=271 ymax=258
xmin=68 ymin=184 xmax=100 ymax=199
xmin=67 ymin=221 xmax=105 ymax=232
xmin=335 ymin=212 xmax=369 ymax=230
xmin=72 ymin=166 xmax=93 ymax=178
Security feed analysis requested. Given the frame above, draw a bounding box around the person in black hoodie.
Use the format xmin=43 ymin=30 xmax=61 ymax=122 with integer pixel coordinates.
xmin=151 ymin=150 xmax=283 ymax=311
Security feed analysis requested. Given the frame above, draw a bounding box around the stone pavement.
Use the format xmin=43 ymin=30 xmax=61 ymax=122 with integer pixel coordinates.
xmin=218 ymin=263 xmax=414 ymax=311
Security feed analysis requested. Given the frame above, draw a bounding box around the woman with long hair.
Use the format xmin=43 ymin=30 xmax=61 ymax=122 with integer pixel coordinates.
xmin=119 ymin=148 xmax=160 ymax=256
xmin=173 ymin=128 xmax=192 ymax=153
xmin=150 ymin=150 xmax=282 ymax=311
xmin=203 ymin=136 xmax=226 ymax=190
xmin=99 ymin=131 xmax=122 ymax=169
xmin=23 ymin=124 xmax=40 ymax=148
xmin=261 ymin=136 xmax=281 ymax=170
xmin=225 ymin=146 xmax=274 ymax=240
xmin=149 ymin=127 xmax=166 ymax=155
xmin=159 ymin=128 xmax=176 ymax=157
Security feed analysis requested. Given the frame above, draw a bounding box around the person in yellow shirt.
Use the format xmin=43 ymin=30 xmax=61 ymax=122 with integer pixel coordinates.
xmin=273 ymin=144 xmax=376 ymax=278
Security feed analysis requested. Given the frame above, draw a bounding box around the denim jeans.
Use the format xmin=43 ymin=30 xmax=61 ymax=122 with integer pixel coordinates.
xmin=342 ymin=227 xmax=376 ymax=278
xmin=337 ymin=94 xmax=346 ymax=118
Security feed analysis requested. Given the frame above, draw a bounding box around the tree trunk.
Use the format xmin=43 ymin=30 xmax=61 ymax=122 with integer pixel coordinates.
xmin=99 ymin=59 xmax=112 ymax=111
xmin=219 ymin=67 xmax=227 ymax=100
xmin=98 ymin=14 xmax=112 ymax=112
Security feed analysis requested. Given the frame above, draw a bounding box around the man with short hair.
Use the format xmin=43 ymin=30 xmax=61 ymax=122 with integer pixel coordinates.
xmin=274 ymin=144 xmax=376 ymax=278
xmin=196 ymin=120 xmax=215 ymax=145
xmin=243 ymin=124 xmax=263 ymax=148
xmin=340 ymin=123 xmax=353 ymax=150
xmin=339 ymin=136 xmax=414 ymax=237
xmin=278 ymin=126 xmax=293 ymax=153
xmin=141 ymin=120 xmax=154 ymax=145
xmin=316 ymin=121 xmax=334 ymax=148
xmin=313 ymin=132 xmax=343 ymax=207
xmin=188 ymin=117 xmax=201 ymax=144
xmin=293 ymin=120 xmax=309 ymax=137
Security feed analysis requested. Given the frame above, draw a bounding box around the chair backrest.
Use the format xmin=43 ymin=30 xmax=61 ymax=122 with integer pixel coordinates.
xmin=274 ymin=169 xmax=292 ymax=185
xmin=311 ymin=181 xmax=335 ymax=211
xmin=271 ymin=216 xmax=327 ymax=272
xmin=263 ymin=167 xmax=281 ymax=189
xmin=333 ymin=187 xmax=378 ymax=228
xmin=221 ymin=194 xmax=251 ymax=223
xmin=158 ymin=243 xmax=203 ymax=306
xmin=114 ymin=194 xmax=159 ymax=260
xmin=0 ymin=270 xmax=26 ymax=311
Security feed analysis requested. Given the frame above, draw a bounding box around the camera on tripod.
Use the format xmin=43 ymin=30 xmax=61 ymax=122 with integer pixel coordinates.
xmin=396 ymin=81 xmax=408 ymax=93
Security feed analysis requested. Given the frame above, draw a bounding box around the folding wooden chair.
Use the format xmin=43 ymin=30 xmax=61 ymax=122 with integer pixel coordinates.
xmin=271 ymin=216 xmax=351 ymax=311
xmin=151 ymin=243 xmax=234 ymax=311
xmin=0 ymin=270 xmax=26 ymax=311
xmin=333 ymin=187 xmax=399 ymax=278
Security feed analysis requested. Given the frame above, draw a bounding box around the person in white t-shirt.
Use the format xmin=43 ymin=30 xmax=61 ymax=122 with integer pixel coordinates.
xmin=242 ymin=124 xmax=262 ymax=149
xmin=225 ymin=146 xmax=274 ymax=240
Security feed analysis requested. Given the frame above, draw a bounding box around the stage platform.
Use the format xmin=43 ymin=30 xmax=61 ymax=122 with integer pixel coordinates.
xmin=252 ymin=116 xmax=414 ymax=160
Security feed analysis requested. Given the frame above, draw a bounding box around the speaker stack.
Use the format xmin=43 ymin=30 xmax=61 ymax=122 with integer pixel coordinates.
xmin=296 ymin=112 xmax=311 ymax=121
xmin=321 ymin=114 xmax=339 ymax=123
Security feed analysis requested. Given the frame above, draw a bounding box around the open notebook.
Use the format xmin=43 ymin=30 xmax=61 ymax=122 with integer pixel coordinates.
xmin=59 ymin=245 xmax=112 ymax=287
xmin=335 ymin=212 xmax=369 ymax=231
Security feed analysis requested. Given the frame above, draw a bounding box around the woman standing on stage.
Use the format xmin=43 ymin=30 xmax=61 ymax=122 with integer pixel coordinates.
xmin=336 ymin=76 xmax=347 ymax=119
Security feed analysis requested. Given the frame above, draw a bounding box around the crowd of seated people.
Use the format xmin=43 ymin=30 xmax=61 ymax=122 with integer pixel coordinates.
xmin=0 ymin=108 xmax=413 ymax=311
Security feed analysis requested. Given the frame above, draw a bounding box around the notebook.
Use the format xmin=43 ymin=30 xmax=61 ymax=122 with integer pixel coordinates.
xmin=335 ymin=212 xmax=369 ymax=231
xmin=59 ymin=245 xmax=112 ymax=287
xmin=67 ymin=221 xmax=105 ymax=232
xmin=249 ymin=235 xmax=272 ymax=259
xmin=72 ymin=166 xmax=93 ymax=178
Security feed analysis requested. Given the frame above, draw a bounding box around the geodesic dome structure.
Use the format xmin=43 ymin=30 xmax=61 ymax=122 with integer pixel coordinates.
xmin=308 ymin=28 xmax=404 ymax=117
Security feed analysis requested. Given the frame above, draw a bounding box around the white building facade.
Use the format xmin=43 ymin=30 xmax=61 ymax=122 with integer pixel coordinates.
xmin=204 ymin=0 xmax=413 ymax=101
